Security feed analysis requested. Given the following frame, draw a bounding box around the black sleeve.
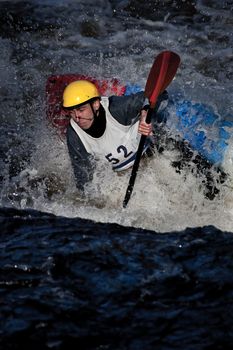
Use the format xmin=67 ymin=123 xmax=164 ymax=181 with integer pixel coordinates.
xmin=108 ymin=91 xmax=145 ymax=125
xmin=108 ymin=90 xmax=169 ymax=125
xmin=66 ymin=124 xmax=95 ymax=192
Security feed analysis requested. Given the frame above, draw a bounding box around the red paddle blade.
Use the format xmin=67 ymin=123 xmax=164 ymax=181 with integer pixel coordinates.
xmin=145 ymin=51 xmax=180 ymax=108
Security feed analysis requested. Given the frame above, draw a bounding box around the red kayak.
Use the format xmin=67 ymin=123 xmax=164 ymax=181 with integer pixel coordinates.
xmin=45 ymin=74 xmax=232 ymax=168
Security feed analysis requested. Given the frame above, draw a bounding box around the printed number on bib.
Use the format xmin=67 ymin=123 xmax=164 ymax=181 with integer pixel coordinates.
xmin=105 ymin=145 xmax=133 ymax=164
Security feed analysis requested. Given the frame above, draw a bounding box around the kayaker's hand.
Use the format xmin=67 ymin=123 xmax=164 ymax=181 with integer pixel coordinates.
xmin=138 ymin=109 xmax=153 ymax=136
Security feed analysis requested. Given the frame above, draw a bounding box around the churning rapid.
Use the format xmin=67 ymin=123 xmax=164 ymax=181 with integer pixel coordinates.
xmin=0 ymin=0 xmax=232 ymax=232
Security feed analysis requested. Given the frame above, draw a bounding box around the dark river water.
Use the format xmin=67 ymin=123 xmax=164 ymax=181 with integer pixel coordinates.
xmin=1 ymin=207 xmax=233 ymax=349
xmin=0 ymin=0 xmax=233 ymax=348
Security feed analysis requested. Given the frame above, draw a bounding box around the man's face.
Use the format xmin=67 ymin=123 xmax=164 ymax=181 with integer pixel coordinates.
xmin=70 ymin=103 xmax=94 ymax=130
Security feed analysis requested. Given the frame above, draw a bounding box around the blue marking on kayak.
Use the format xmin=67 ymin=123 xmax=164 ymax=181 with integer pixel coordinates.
xmin=174 ymin=101 xmax=232 ymax=165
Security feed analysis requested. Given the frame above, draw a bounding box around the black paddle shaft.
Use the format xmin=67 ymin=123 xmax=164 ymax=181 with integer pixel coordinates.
xmin=122 ymin=51 xmax=180 ymax=208
xmin=123 ymin=108 xmax=153 ymax=208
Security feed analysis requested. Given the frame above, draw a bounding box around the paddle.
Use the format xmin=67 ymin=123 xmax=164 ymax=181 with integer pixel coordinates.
xmin=123 ymin=51 xmax=181 ymax=208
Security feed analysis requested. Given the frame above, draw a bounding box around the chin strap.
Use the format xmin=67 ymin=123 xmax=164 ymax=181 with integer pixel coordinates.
xmin=90 ymin=102 xmax=98 ymax=121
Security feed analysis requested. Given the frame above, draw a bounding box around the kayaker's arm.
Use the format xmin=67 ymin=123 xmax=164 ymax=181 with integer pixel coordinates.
xmin=108 ymin=91 xmax=145 ymax=125
xmin=66 ymin=124 xmax=94 ymax=192
xmin=108 ymin=90 xmax=169 ymax=126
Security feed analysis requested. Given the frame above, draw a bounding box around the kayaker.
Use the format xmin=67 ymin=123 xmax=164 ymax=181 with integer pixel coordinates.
xmin=62 ymin=79 xmax=168 ymax=192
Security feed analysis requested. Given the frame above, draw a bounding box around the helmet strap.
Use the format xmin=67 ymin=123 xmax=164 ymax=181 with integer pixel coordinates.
xmin=90 ymin=102 xmax=98 ymax=120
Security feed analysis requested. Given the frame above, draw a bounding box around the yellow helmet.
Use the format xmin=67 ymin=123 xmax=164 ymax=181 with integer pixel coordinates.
xmin=62 ymin=80 xmax=100 ymax=108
